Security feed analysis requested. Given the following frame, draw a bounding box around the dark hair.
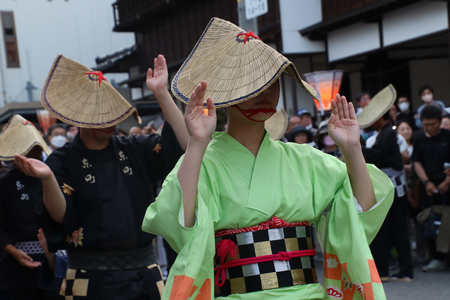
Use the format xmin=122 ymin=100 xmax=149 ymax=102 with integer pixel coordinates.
xmin=396 ymin=119 xmax=413 ymax=130
xmin=418 ymin=84 xmax=434 ymax=96
xmin=47 ymin=124 xmax=66 ymax=136
xmin=287 ymin=125 xmax=312 ymax=143
xmin=382 ymin=110 xmax=391 ymax=121
xmin=65 ymin=123 xmax=77 ymax=131
xmin=397 ymin=94 xmax=409 ymax=100
xmin=115 ymin=128 xmax=128 ymax=136
xmin=420 ymin=105 xmax=442 ymax=121
xmin=443 ymin=114 xmax=450 ymax=120
xmin=356 ymin=91 xmax=370 ymax=102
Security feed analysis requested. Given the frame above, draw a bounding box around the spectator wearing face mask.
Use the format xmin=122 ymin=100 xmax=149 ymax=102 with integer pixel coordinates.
xmin=415 ymin=85 xmax=445 ymax=130
xmin=296 ymin=109 xmax=317 ymax=136
xmin=46 ymin=124 xmax=68 ymax=152
xmin=396 ymin=95 xmax=418 ymax=131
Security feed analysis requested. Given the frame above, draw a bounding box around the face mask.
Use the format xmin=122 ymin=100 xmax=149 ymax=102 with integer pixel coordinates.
xmin=323 ymin=135 xmax=335 ymax=146
xmin=50 ymin=135 xmax=66 ymax=148
xmin=422 ymin=94 xmax=432 ymax=103
xmin=399 ymin=102 xmax=409 ymax=112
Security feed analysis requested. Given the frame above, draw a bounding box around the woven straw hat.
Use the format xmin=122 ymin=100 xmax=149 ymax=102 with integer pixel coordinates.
xmin=0 ymin=115 xmax=51 ymax=161
xmin=265 ymin=108 xmax=288 ymax=140
xmin=171 ymin=17 xmax=321 ymax=108
xmin=41 ymin=55 xmax=141 ymax=129
xmin=358 ymin=84 xmax=397 ymax=129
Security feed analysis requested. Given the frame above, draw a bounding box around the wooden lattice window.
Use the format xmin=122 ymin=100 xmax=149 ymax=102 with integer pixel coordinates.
xmin=1 ymin=12 xmax=20 ymax=68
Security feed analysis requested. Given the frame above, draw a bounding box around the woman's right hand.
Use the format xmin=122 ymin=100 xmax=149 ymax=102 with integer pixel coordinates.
xmin=14 ymin=155 xmax=53 ymax=180
xmin=184 ymin=81 xmax=216 ymax=144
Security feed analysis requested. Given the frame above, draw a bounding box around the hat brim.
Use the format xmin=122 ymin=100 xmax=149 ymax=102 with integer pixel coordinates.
xmin=171 ymin=17 xmax=320 ymax=108
xmin=264 ymin=108 xmax=288 ymax=141
xmin=357 ymin=84 xmax=397 ymax=129
xmin=0 ymin=115 xmax=51 ymax=161
xmin=41 ymin=55 xmax=140 ymax=129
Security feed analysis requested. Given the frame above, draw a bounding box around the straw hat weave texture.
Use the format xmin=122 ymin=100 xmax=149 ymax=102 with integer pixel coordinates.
xmin=41 ymin=55 xmax=140 ymax=129
xmin=172 ymin=17 xmax=320 ymax=108
xmin=357 ymin=84 xmax=397 ymax=129
xmin=0 ymin=115 xmax=51 ymax=161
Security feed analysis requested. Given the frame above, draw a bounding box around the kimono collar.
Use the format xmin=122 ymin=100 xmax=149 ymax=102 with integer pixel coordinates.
xmin=210 ymin=131 xmax=273 ymax=180
xmin=211 ymin=130 xmax=272 ymax=157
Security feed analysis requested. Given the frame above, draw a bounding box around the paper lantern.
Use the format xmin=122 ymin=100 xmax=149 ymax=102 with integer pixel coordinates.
xmin=36 ymin=109 xmax=56 ymax=134
xmin=303 ymin=70 xmax=343 ymax=115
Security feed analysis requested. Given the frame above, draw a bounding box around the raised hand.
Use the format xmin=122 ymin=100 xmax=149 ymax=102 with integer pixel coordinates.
xmin=37 ymin=228 xmax=49 ymax=254
xmin=146 ymin=54 xmax=168 ymax=94
xmin=185 ymin=81 xmax=216 ymax=144
xmin=328 ymin=94 xmax=361 ymax=151
xmin=14 ymin=155 xmax=53 ymax=180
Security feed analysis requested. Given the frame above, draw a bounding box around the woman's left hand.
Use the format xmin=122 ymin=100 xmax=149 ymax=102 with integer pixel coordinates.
xmin=146 ymin=54 xmax=168 ymax=95
xmin=328 ymin=94 xmax=361 ymax=151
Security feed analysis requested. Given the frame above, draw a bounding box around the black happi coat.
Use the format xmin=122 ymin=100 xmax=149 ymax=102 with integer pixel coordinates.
xmin=41 ymin=123 xmax=183 ymax=299
xmin=0 ymin=165 xmax=44 ymax=289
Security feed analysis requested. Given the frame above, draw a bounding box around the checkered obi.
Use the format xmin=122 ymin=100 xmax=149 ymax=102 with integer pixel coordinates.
xmin=67 ymin=243 xmax=156 ymax=271
xmin=214 ymin=217 xmax=318 ymax=296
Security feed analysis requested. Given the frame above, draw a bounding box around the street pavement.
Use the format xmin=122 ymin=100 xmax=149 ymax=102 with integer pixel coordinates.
xmin=315 ymin=257 xmax=450 ymax=300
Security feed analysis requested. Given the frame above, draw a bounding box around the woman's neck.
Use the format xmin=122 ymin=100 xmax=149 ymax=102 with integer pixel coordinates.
xmin=226 ymin=113 xmax=266 ymax=157
xmin=80 ymin=129 xmax=110 ymax=150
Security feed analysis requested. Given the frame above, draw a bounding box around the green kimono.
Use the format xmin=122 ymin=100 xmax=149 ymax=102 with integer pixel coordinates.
xmin=143 ymin=132 xmax=394 ymax=300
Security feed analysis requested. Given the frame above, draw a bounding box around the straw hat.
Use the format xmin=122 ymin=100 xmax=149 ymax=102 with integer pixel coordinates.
xmin=171 ymin=17 xmax=320 ymax=108
xmin=41 ymin=55 xmax=141 ymax=129
xmin=357 ymin=84 xmax=396 ymax=129
xmin=0 ymin=115 xmax=51 ymax=161
xmin=265 ymin=108 xmax=288 ymax=140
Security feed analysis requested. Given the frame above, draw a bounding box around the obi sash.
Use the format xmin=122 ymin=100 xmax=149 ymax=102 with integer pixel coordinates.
xmin=214 ymin=217 xmax=318 ymax=296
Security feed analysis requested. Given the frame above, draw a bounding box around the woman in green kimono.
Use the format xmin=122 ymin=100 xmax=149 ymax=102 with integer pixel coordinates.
xmin=143 ymin=18 xmax=395 ymax=300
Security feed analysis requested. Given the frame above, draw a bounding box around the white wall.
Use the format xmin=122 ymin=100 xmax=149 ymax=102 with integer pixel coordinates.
xmin=383 ymin=1 xmax=448 ymax=47
xmin=279 ymin=0 xmax=325 ymax=54
xmin=327 ymin=22 xmax=380 ymax=62
xmin=0 ymin=0 xmax=135 ymax=106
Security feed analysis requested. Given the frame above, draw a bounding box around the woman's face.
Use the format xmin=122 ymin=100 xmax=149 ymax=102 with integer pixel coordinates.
xmin=397 ymin=122 xmax=412 ymax=142
xmin=441 ymin=117 xmax=450 ymax=130
xmin=294 ymin=132 xmax=308 ymax=144
xmin=233 ymin=79 xmax=280 ymax=122
xmin=421 ymin=89 xmax=433 ymax=103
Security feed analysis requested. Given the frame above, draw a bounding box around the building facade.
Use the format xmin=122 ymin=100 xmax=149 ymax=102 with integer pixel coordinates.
xmin=101 ymin=0 xmax=450 ymax=121
xmin=0 ymin=0 xmax=134 ymax=124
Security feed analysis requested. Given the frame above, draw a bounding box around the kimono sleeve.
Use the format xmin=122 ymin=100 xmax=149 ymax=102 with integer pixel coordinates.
xmin=142 ymin=155 xmax=216 ymax=300
xmin=40 ymin=251 xmax=67 ymax=290
xmin=313 ymin=156 xmax=394 ymax=300
xmin=42 ymin=149 xmax=78 ymax=251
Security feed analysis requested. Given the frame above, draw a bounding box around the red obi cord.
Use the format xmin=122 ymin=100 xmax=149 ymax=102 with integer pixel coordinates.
xmin=214 ymin=217 xmax=314 ymax=287
xmin=215 ymin=216 xmax=309 ymax=238
xmin=233 ymin=105 xmax=276 ymax=123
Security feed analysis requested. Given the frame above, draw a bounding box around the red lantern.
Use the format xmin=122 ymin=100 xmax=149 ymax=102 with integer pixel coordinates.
xmin=36 ymin=109 xmax=56 ymax=135
xmin=303 ymin=70 xmax=343 ymax=115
